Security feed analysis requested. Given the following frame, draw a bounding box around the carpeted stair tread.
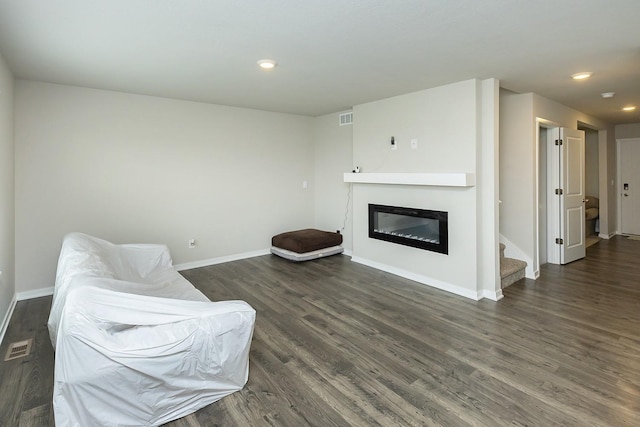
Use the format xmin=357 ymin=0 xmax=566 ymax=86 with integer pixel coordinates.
xmin=500 ymin=257 xmax=526 ymax=277
xmin=500 ymin=256 xmax=527 ymax=288
xmin=499 ymin=243 xmax=526 ymax=288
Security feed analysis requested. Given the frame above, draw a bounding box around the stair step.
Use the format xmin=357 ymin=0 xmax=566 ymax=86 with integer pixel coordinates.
xmin=500 ymin=257 xmax=526 ymax=289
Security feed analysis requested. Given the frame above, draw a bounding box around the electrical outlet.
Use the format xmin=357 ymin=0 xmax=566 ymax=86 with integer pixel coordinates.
xmin=188 ymin=239 xmax=196 ymax=248
xmin=411 ymin=139 xmax=418 ymax=149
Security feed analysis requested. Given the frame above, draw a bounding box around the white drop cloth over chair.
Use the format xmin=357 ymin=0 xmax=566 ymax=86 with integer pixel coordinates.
xmin=47 ymin=232 xmax=256 ymax=426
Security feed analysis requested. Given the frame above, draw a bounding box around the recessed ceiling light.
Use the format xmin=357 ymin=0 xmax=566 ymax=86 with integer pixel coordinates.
xmin=622 ymin=106 xmax=636 ymax=111
xmin=601 ymin=92 xmax=615 ymax=99
xmin=257 ymin=59 xmax=277 ymax=70
xmin=571 ymin=72 xmax=592 ymax=80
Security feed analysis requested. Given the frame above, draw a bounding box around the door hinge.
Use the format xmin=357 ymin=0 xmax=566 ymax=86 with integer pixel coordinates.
xmin=555 ymin=139 xmax=563 ymax=146
xmin=555 ymin=188 xmax=563 ymax=195
xmin=556 ymin=238 xmax=564 ymax=245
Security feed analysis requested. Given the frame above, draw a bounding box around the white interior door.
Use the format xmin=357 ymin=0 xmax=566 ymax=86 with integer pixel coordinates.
xmin=619 ymin=138 xmax=640 ymax=235
xmin=558 ymin=128 xmax=586 ymax=264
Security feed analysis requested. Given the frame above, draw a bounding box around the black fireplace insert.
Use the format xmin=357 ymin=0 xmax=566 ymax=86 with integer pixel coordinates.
xmin=368 ymin=204 xmax=448 ymax=254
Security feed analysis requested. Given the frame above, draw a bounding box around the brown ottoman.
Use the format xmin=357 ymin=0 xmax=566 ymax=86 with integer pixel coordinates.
xmin=271 ymin=229 xmax=344 ymax=261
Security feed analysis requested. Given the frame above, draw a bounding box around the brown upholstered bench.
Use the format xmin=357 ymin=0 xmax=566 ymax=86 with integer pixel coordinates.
xmin=271 ymin=229 xmax=344 ymax=261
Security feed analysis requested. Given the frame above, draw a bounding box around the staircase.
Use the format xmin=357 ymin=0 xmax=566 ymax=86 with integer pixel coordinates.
xmin=500 ymin=243 xmax=527 ymax=288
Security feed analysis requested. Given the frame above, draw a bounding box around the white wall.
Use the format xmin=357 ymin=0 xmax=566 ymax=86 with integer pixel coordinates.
xmin=498 ymin=90 xmax=535 ymax=272
xmin=15 ymin=81 xmax=315 ymax=293
xmin=313 ymin=112 xmax=353 ymax=252
xmin=0 ymin=52 xmax=15 ymax=341
xmin=615 ymin=123 xmax=640 ymax=139
xmin=349 ymin=79 xmax=499 ymax=300
xmin=353 ymin=81 xmax=477 ymax=173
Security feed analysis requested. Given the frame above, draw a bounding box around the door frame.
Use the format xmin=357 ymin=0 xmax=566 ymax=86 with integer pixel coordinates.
xmin=537 ymin=120 xmax=607 ymax=269
xmin=535 ymin=118 xmax=560 ymax=273
xmin=617 ymin=138 xmax=640 ymax=235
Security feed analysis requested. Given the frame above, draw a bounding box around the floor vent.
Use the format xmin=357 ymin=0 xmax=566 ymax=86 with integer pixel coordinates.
xmin=4 ymin=338 xmax=33 ymax=361
xmin=339 ymin=112 xmax=353 ymax=126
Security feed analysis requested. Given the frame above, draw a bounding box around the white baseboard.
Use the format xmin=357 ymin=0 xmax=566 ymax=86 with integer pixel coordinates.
xmin=524 ymin=267 xmax=537 ymax=280
xmin=175 ymin=248 xmax=353 ymax=272
xmin=175 ymin=249 xmax=271 ymax=271
xmin=481 ymin=289 xmax=504 ymax=301
xmin=0 ymin=294 xmax=17 ymax=346
xmin=16 ymin=287 xmax=54 ymax=301
xmin=1 ymin=288 xmax=55 ymax=344
xmin=350 ymin=256 xmax=490 ymax=301
xmin=598 ymin=232 xmax=616 ymax=240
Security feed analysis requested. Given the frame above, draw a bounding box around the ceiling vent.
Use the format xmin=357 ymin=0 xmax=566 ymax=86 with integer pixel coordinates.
xmin=339 ymin=112 xmax=353 ymax=126
xmin=4 ymin=338 xmax=33 ymax=361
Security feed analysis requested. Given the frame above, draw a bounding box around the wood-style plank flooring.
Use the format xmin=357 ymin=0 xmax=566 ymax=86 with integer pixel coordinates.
xmin=1 ymin=236 xmax=639 ymax=426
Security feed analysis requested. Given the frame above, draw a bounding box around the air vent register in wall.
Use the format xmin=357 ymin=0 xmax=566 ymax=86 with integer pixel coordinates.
xmin=339 ymin=112 xmax=353 ymax=126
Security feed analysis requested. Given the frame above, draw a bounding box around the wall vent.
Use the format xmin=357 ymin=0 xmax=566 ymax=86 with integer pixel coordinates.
xmin=4 ymin=338 xmax=33 ymax=361
xmin=339 ymin=112 xmax=353 ymax=126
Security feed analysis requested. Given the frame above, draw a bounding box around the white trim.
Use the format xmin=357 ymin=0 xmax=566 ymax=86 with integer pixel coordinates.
xmin=616 ymin=138 xmax=640 ymax=236
xmin=17 ymin=287 xmax=54 ymax=301
xmin=598 ymin=232 xmax=615 ymax=240
xmin=350 ymin=256 xmax=486 ymax=301
xmin=479 ymin=78 xmax=501 ymax=300
xmin=535 ymin=119 xmax=561 ymax=273
xmin=0 ymin=294 xmax=17 ymax=346
xmin=343 ymin=172 xmax=475 ymax=187
xmin=499 ymin=234 xmax=535 ymax=279
xmin=175 ymin=249 xmax=271 ymax=271
xmin=524 ymin=265 xmax=536 ymax=280
xmin=481 ymin=289 xmax=504 ymax=301
xmin=2 ymin=288 xmax=55 ymax=344
xmin=534 ymin=122 xmax=542 ymax=277
xmin=616 ymin=139 xmax=622 ymax=235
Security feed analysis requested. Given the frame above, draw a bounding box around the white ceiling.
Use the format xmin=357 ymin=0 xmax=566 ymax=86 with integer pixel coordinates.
xmin=0 ymin=0 xmax=639 ymax=123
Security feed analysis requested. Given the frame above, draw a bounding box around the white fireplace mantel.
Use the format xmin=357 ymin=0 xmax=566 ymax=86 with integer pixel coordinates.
xmin=343 ymin=172 xmax=475 ymax=187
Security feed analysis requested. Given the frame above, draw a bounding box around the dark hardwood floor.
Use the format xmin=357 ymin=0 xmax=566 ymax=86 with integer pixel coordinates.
xmin=1 ymin=236 xmax=639 ymax=426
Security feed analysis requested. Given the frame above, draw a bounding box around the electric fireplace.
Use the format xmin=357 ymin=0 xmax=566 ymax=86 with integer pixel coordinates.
xmin=368 ymin=204 xmax=448 ymax=254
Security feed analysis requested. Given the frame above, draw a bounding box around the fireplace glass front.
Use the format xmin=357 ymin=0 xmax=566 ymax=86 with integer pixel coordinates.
xmin=369 ymin=204 xmax=448 ymax=254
